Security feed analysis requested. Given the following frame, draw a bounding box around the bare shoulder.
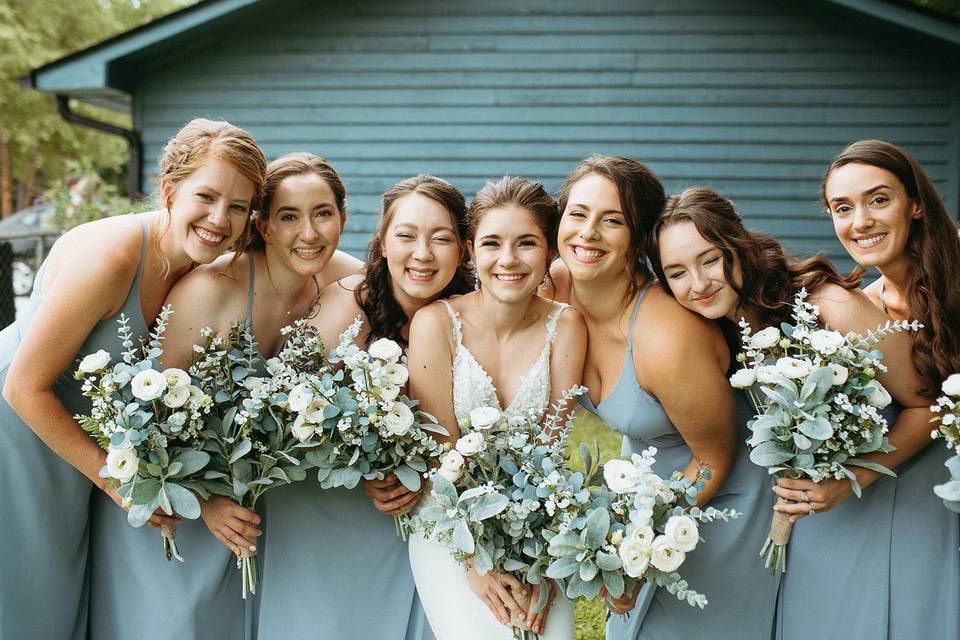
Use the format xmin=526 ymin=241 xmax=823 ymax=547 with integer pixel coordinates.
xmin=323 ymin=250 xmax=364 ymax=284
xmin=411 ymin=300 xmax=454 ymax=332
xmin=809 ymin=283 xmax=882 ymax=333
xmin=544 ymin=259 xmax=570 ymax=302
xmin=545 ymin=297 xmax=585 ymax=332
xmin=637 ymin=283 xmax=726 ymax=362
xmin=49 ymin=214 xmax=144 ymax=277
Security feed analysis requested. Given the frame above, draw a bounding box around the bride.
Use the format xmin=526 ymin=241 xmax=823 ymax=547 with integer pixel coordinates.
xmin=407 ymin=176 xmax=587 ymax=640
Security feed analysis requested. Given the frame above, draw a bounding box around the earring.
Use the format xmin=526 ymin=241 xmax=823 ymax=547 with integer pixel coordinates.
xmin=473 ymin=268 xmax=481 ymax=291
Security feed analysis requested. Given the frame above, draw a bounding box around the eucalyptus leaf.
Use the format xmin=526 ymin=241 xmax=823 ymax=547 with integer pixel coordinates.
xmin=545 ymin=556 xmax=580 ymax=580
xmin=473 ymin=542 xmax=494 ymax=575
xmin=393 ymin=465 xmax=422 ymax=492
xmin=749 ymin=440 xmax=794 ymax=467
xmin=453 ymin=520 xmax=475 ymax=554
xmin=229 ymin=438 xmax=253 ymax=464
xmin=164 ymin=482 xmax=201 ymax=519
xmin=127 ymin=503 xmax=154 ymax=528
xmin=170 ymin=450 xmax=210 ymax=478
xmin=583 ymin=508 xmax=609 ymax=550
xmin=602 ymin=569 xmax=625 ymax=598
xmin=846 ymin=459 xmax=896 ymax=478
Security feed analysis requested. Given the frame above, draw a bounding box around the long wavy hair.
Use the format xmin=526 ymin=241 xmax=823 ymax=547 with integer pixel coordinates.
xmin=354 ymin=175 xmax=472 ymax=346
xmin=650 ymin=187 xmax=861 ymax=332
xmin=823 ymin=140 xmax=960 ymax=397
xmin=557 ymin=155 xmax=666 ymax=302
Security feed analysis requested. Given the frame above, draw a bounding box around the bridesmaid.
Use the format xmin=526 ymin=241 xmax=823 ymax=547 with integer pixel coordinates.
xmin=816 ymin=139 xmax=958 ymax=638
xmin=407 ymin=176 xmax=587 ymax=639
xmin=649 ymin=185 xmax=931 ymax=640
xmin=0 ymin=118 xmax=265 ymax=640
xmin=254 ymin=174 xmax=471 ymax=640
xmin=84 ymin=152 xmax=360 ymax=640
xmin=548 ymin=155 xmax=762 ymax=639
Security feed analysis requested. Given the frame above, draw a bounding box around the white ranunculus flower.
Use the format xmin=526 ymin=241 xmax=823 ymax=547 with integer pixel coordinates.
xmin=755 ymin=366 xmax=780 ymax=385
xmin=808 ymin=329 xmax=845 ymax=355
xmin=291 ymin=413 xmax=316 ymax=442
xmin=162 ymin=368 xmax=191 ymax=389
xmin=380 ymin=384 xmax=401 ymax=402
xmin=603 ymin=459 xmax=641 ymax=494
xmin=383 ymin=402 xmax=415 ymax=436
xmin=106 ymin=445 xmax=139 ymax=481
xmin=384 ymin=363 xmax=409 ymax=387
xmin=865 ymin=381 xmax=892 ymax=408
xmin=288 ymin=384 xmax=314 ymax=413
xmin=369 ymin=338 xmax=403 ymax=363
xmin=469 ymin=406 xmax=501 ymax=431
xmin=729 ymin=368 xmax=756 ymax=389
xmin=438 ymin=450 xmax=465 ymax=482
xmin=829 ymin=363 xmax=849 ymax=386
xmin=629 ymin=526 xmax=655 ymax=548
xmin=650 ymin=535 xmax=686 ymax=572
xmin=942 ymin=374 xmax=960 ymax=398
xmin=187 ymin=385 xmax=205 ymax=405
xmin=162 ymin=385 xmax=191 ymax=409
xmin=618 ymin=538 xmax=651 ymax=578
xmin=130 ymin=369 xmax=166 ymax=401
xmin=663 ymin=514 xmax=699 ymax=552
xmin=776 ymin=357 xmax=814 ymax=380
xmin=455 ymin=432 xmax=485 ymax=456
xmin=304 ymin=397 xmax=329 ymax=423
xmin=749 ymin=327 xmax=781 ymax=350
xmin=78 ymin=349 xmax=111 ymax=373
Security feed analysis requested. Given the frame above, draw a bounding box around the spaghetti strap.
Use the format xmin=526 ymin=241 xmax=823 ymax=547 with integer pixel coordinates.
xmin=440 ymin=300 xmax=462 ymax=346
xmin=133 ymin=216 xmax=148 ymax=281
xmin=544 ymin=303 xmax=569 ymax=347
xmin=245 ymin=254 xmax=256 ymax=328
xmin=626 ymin=279 xmax=653 ymax=351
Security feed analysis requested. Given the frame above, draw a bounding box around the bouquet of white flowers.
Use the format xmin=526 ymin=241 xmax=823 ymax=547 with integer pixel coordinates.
xmin=191 ymin=321 xmax=317 ymax=598
xmin=930 ymin=374 xmax=960 ymax=513
xmin=731 ymin=289 xmax=920 ymax=573
xmin=415 ymin=387 xmax=585 ymax=640
xmin=75 ymin=307 xmax=214 ymax=561
xmin=305 ymin=317 xmax=447 ymax=539
xmin=544 ymin=447 xmax=738 ymax=613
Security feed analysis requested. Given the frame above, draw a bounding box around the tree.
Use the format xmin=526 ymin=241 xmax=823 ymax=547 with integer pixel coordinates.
xmin=0 ymin=0 xmax=196 ymax=217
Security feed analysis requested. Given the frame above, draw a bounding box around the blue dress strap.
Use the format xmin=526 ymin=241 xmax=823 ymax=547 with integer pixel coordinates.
xmin=626 ymin=278 xmax=653 ymax=351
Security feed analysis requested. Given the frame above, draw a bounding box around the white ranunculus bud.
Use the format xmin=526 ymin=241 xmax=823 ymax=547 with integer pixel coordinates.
xmin=749 ymin=327 xmax=781 ymax=350
xmin=649 ymin=535 xmax=686 ymax=572
xmin=729 ymin=368 xmax=756 ymax=389
xmin=287 ymin=384 xmax=314 ymax=413
xmin=79 ymin=350 xmax=111 ymax=373
xmin=161 ymin=368 xmax=191 ymax=389
xmin=455 ymin=432 xmax=485 ymax=456
xmin=618 ymin=538 xmax=651 ymax=578
xmin=603 ymin=459 xmax=640 ymax=494
xmin=383 ymin=402 xmax=415 ymax=436
xmin=808 ymin=329 xmax=845 ymax=355
xmin=106 ymin=445 xmax=139 ymax=481
xmin=384 ymin=363 xmax=409 ymax=387
xmin=469 ymin=406 xmax=501 ymax=431
xmin=368 ymin=338 xmax=402 ymax=363
xmin=162 ymin=385 xmax=191 ymax=409
xmin=380 ymin=384 xmax=401 ymax=402
xmin=865 ymin=381 xmax=892 ymax=408
xmin=942 ymin=374 xmax=960 ymax=398
xmin=829 ymin=363 xmax=849 ymax=386
xmin=755 ymin=366 xmax=780 ymax=385
xmin=438 ymin=450 xmax=465 ymax=482
xmin=776 ymin=357 xmax=814 ymax=380
xmin=130 ymin=369 xmax=166 ymax=401
xmin=663 ymin=515 xmax=699 ymax=552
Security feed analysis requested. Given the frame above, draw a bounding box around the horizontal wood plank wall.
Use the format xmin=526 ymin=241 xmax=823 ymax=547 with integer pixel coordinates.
xmin=133 ymin=0 xmax=959 ymax=271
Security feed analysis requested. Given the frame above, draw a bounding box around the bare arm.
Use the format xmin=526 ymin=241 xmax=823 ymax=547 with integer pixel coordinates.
xmin=545 ymin=305 xmax=587 ymax=433
xmin=407 ymin=304 xmax=458 ymax=444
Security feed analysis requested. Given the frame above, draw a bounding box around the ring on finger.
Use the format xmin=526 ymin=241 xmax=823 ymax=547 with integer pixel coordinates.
xmin=800 ymin=490 xmax=810 ymax=503
xmin=807 ymin=502 xmax=815 ymax=516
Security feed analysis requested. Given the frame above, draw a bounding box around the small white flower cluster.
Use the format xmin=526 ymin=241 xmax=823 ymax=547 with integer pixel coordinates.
xmin=932 ymin=374 xmax=960 ymax=455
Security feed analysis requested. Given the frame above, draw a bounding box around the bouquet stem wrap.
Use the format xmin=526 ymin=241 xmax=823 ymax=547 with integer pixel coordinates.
xmin=509 ymin=588 xmax=540 ymax=640
xmin=160 ymin=524 xmax=183 ymax=563
xmin=759 ymin=509 xmax=792 ymax=574
xmin=238 ymin=552 xmax=258 ymax=600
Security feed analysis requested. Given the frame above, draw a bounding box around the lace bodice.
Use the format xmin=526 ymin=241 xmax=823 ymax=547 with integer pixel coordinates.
xmin=441 ymin=300 xmax=568 ymax=428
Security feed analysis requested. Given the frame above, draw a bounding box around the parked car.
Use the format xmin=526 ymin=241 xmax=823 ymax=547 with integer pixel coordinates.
xmin=0 ymin=203 xmax=58 ymax=296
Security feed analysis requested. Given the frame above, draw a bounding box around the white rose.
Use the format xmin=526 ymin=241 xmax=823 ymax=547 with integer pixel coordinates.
xmin=729 ymin=368 xmax=756 ymax=389
xmin=663 ymin=515 xmax=699 ymax=553
xmin=162 ymin=368 xmax=191 ymax=388
xmin=291 ymin=413 xmax=316 ymax=442
xmin=649 ymin=535 xmax=686 ymax=572
xmin=603 ymin=459 xmax=641 ymax=494
xmin=629 ymin=526 xmax=655 ymax=549
xmin=469 ymin=406 xmax=501 ymax=431
xmin=79 ymin=350 xmax=111 ymax=373
xmin=106 ymin=445 xmax=139 ymax=482
xmin=383 ymin=402 xmax=415 ymax=436
xmin=455 ymin=432 xmax=485 ymax=456
xmin=749 ymin=327 xmax=781 ymax=350
xmin=865 ymin=381 xmax=892 ymax=408
xmin=288 ymin=384 xmax=314 ymax=412
xmin=130 ymin=369 xmax=166 ymax=401
xmin=942 ymin=374 xmax=960 ymax=398
xmin=829 ymin=363 xmax=849 ymax=386
xmin=618 ymin=538 xmax=651 ymax=578
xmin=438 ymin=450 xmax=465 ymax=483
xmin=776 ymin=357 xmax=814 ymax=380
xmin=755 ymin=365 xmax=780 ymax=385
xmin=384 ymin=363 xmax=409 ymax=387
xmin=380 ymin=384 xmax=401 ymax=402
xmin=162 ymin=385 xmax=191 ymax=409
xmin=369 ymin=338 xmax=402 ymax=363
xmin=808 ymin=329 xmax=846 ymax=355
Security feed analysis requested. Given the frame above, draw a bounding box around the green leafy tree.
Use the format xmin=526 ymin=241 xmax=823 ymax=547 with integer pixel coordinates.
xmin=0 ymin=0 xmax=196 ymax=217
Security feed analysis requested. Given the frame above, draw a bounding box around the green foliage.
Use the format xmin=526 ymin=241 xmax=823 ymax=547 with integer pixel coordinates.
xmin=47 ymin=177 xmax=146 ymax=231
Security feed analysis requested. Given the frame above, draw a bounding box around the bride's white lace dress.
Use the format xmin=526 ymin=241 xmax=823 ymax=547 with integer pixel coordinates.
xmin=408 ymin=300 xmax=575 ymax=640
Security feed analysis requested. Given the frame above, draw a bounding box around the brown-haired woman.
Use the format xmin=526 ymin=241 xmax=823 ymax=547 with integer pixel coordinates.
xmin=0 ymin=118 xmax=265 ymax=640
xmin=817 ymin=140 xmax=959 ymax=639
xmin=652 ymin=185 xmax=931 ymax=640
xmin=253 ymin=174 xmax=471 ymax=640
xmin=407 ymin=175 xmax=586 ymax=639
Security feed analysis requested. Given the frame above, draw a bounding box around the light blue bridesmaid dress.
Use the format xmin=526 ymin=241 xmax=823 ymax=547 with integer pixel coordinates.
xmin=253 ymin=339 xmax=433 ymax=639
xmin=0 ymin=216 xmax=149 ymax=640
xmin=777 ymin=401 xmax=960 ymax=639
xmin=86 ymin=249 xmax=258 ymax=640
xmin=580 ymin=281 xmax=781 ymax=640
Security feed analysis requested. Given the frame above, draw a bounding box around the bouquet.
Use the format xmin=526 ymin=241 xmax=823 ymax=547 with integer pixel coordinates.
xmin=305 ymin=317 xmax=448 ymax=539
xmin=75 ymin=306 xmax=214 ymax=561
xmin=544 ymin=447 xmax=738 ymax=613
xmin=930 ymin=373 xmax=960 ymax=513
xmin=191 ymin=321 xmax=317 ymax=597
xmin=415 ymin=387 xmax=586 ymax=640
xmin=730 ymin=289 xmax=920 ymax=573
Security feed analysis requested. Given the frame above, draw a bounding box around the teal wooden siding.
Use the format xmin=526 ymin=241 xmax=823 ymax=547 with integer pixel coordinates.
xmin=132 ymin=0 xmax=960 ymax=271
